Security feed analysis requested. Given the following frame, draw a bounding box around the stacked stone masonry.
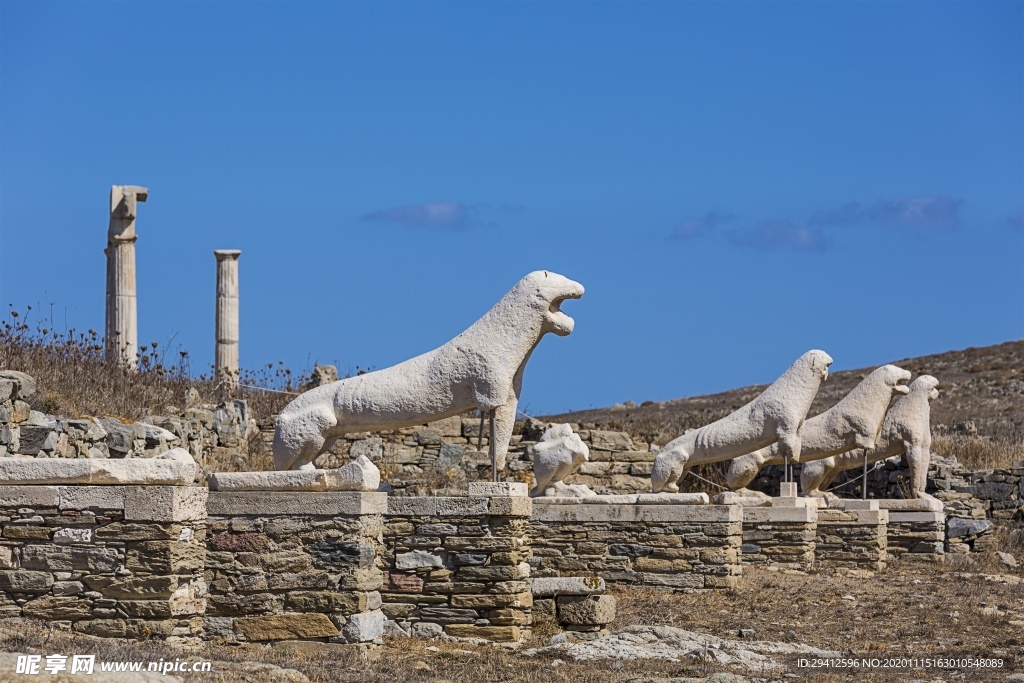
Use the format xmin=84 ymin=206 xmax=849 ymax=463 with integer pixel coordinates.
xmin=886 ymin=511 xmax=945 ymax=562
xmin=530 ymin=504 xmax=742 ymax=591
xmin=204 ymin=491 xmax=387 ymax=644
xmin=0 ymin=485 xmax=207 ymax=639
xmin=815 ymin=506 xmax=888 ymax=571
xmin=741 ymin=506 xmax=817 ymax=570
xmin=382 ymin=493 xmax=533 ymax=643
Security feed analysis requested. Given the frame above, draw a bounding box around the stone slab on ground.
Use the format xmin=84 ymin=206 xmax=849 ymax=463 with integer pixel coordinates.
xmin=524 ymin=624 xmax=841 ymax=671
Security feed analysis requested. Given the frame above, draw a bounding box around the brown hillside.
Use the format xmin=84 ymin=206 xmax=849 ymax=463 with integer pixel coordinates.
xmin=544 ymin=340 xmax=1024 ymax=446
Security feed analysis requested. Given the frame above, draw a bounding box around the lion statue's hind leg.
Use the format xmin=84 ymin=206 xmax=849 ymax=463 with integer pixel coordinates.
xmin=272 ymin=407 xmax=339 ymax=471
xmin=726 ymin=450 xmax=774 ymax=492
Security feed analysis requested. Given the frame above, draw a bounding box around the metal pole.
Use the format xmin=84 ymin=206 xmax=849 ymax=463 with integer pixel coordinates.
xmin=862 ymin=451 xmax=869 ymax=500
xmin=488 ymin=410 xmax=498 ymax=482
xmin=477 ymin=411 xmax=485 ymax=451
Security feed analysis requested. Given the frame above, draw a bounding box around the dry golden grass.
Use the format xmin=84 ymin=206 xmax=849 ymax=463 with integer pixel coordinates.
xmin=0 ymin=309 xmax=300 ymax=421
xmin=932 ymin=433 xmax=1024 ymax=470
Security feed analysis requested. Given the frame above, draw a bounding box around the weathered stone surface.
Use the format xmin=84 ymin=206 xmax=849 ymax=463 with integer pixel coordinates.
xmin=469 ymin=482 xmax=529 ymax=497
xmin=59 ymin=486 xmax=126 ymax=510
xmin=532 ymin=504 xmax=740 ymax=523
xmin=53 ymin=528 xmax=93 ymax=544
xmin=206 ymin=491 xmax=387 ymax=516
xmin=530 ymin=424 xmax=591 ymax=497
xmin=209 ymin=455 xmax=380 ymax=492
xmin=83 ymin=575 xmax=178 ymax=599
xmin=395 ymin=550 xmax=446 ymax=570
xmin=524 ymin=624 xmax=840 ymax=669
xmin=635 ymin=493 xmax=709 ymax=505
xmin=308 ymin=541 xmax=375 ymax=567
xmin=284 ymin=591 xmax=362 ymax=613
xmin=387 ymin=572 xmax=425 ymax=592
xmin=235 ymin=613 xmax=340 ymax=641
xmin=125 ymin=485 xmax=206 ymax=521
xmin=444 ymin=624 xmax=522 ymax=642
xmin=0 ymin=570 xmax=53 ymax=592
xmin=22 ymin=545 xmax=119 ymax=572
xmin=0 ymin=486 xmax=59 ymax=507
xmin=947 ymin=517 xmax=994 ymax=538
xmin=341 ymin=609 xmax=385 ymax=642
xmin=0 ymin=370 xmax=36 ymax=400
xmin=590 ymin=430 xmax=633 ymax=452
xmin=0 ymin=449 xmax=196 ymax=485
xmin=557 ymin=594 xmax=616 ymax=625
xmin=728 ymin=365 xmax=912 ymax=491
xmin=487 ymin=496 xmax=532 ymax=516
xmin=532 ymin=576 xmax=606 ymax=596
xmin=22 ymin=595 xmax=92 ymax=619
xmin=803 ymin=375 xmax=941 ymax=500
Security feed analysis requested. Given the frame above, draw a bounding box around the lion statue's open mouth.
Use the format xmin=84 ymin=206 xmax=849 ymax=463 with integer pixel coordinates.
xmin=547 ymin=290 xmax=583 ymax=335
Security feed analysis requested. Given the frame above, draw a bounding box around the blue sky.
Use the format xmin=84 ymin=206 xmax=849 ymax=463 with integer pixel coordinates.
xmin=1 ymin=1 xmax=1021 ymax=414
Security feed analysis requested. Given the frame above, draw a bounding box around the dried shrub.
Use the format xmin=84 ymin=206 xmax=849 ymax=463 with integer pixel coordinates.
xmin=0 ymin=306 xmax=314 ymax=423
xmin=932 ymin=433 xmax=1024 ymax=470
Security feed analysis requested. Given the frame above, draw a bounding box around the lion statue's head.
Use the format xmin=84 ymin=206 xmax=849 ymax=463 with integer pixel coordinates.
xmin=800 ymin=349 xmax=834 ymax=381
xmin=517 ymin=271 xmax=585 ymax=337
xmin=913 ymin=374 xmax=941 ymax=401
xmin=877 ymin=364 xmax=912 ymax=396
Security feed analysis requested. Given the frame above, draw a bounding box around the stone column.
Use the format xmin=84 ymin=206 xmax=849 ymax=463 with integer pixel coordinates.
xmin=214 ymin=250 xmax=241 ymax=387
xmin=105 ymin=185 xmax=148 ymax=368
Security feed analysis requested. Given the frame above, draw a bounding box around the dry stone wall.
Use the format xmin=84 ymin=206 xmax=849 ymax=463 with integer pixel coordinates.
xmin=203 ymin=491 xmax=387 ymax=644
xmin=0 ymin=484 xmax=207 ymax=639
xmin=815 ymin=507 xmax=888 ymax=571
xmin=886 ymin=510 xmax=945 ymax=562
xmin=381 ymin=491 xmax=533 ymax=643
xmin=530 ymin=504 xmax=742 ymax=591
xmin=741 ymin=506 xmax=816 ymax=570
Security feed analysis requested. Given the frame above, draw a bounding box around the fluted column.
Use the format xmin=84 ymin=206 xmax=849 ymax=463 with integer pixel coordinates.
xmin=215 ymin=250 xmax=241 ymax=387
xmin=105 ymin=185 xmax=148 ymax=368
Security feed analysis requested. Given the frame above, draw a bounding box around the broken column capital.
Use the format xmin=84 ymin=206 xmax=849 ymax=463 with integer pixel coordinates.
xmin=109 ymin=185 xmax=149 ymax=221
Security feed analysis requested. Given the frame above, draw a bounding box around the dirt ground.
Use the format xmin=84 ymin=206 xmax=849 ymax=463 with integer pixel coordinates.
xmin=1 ymin=544 xmax=1022 ymax=683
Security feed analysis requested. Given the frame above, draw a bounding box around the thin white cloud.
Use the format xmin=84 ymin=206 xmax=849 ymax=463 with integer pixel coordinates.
xmin=362 ymin=202 xmax=477 ymax=230
xmin=671 ymin=211 xmax=734 ymax=239
xmin=809 ymin=195 xmax=962 ymax=232
xmin=728 ymin=220 xmax=829 ymax=253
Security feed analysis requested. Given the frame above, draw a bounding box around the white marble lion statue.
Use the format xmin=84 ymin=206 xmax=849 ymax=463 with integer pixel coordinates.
xmin=800 ymin=374 xmax=940 ymax=500
xmin=272 ymin=271 xmax=584 ymax=471
xmin=650 ymin=350 xmax=833 ymax=493
xmin=529 ymin=423 xmax=593 ymax=497
xmin=725 ymin=364 xmax=912 ymax=492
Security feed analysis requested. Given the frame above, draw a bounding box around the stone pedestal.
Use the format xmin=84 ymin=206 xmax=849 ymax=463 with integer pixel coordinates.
xmin=0 ymin=484 xmax=207 ymax=639
xmin=816 ymin=501 xmax=888 ymax=571
xmin=870 ymin=499 xmax=945 ymax=563
xmin=105 ymin=185 xmax=148 ymax=368
xmin=530 ymin=502 xmax=742 ymax=591
xmin=741 ymin=502 xmax=817 ymax=570
xmin=886 ymin=511 xmax=945 ymax=562
xmin=383 ymin=490 xmax=532 ymax=642
xmin=204 ymin=491 xmax=387 ymax=644
xmin=214 ymin=250 xmax=241 ymax=387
